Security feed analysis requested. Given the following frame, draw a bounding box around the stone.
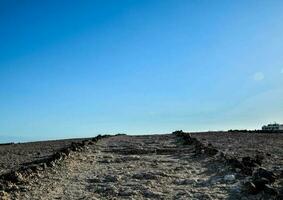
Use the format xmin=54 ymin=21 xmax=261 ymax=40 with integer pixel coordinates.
xmin=5 ymin=172 xmax=24 ymax=183
xmin=125 ymin=155 xmax=140 ymax=161
xmin=253 ymin=178 xmax=269 ymax=191
xmin=41 ymin=163 xmax=47 ymax=170
xmin=88 ymin=177 xmax=101 ymax=183
xmin=230 ymin=183 xmax=242 ymax=193
xmin=263 ymin=185 xmax=278 ymax=196
xmin=99 ymin=159 xmax=111 ymax=164
xmin=235 ymin=168 xmax=241 ymax=173
xmin=255 ymin=154 xmax=264 ymax=166
xmin=29 ymin=164 xmax=41 ymax=172
xmin=53 ymin=152 xmax=63 ymax=161
xmin=104 ymin=175 xmax=120 ymax=182
xmin=173 ymin=179 xmax=197 ymax=185
xmin=254 ymin=168 xmax=276 ymax=183
xmin=118 ymin=188 xmax=137 ymax=196
xmin=224 ymin=174 xmax=236 ymax=182
xmin=227 ymin=158 xmax=243 ymax=169
xmin=47 ymin=161 xmax=56 ymax=168
xmin=142 ymin=189 xmax=163 ymax=198
xmin=19 ymin=186 xmax=29 ymax=192
xmin=244 ymin=181 xmax=258 ymax=194
xmin=95 ymin=185 xmax=118 ymax=195
xmin=103 ymin=155 xmax=114 ymax=159
xmin=204 ymin=147 xmax=218 ymax=156
xmin=132 ymin=172 xmax=157 ymax=180
xmin=210 ymin=177 xmax=221 ymax=185
xmin=7 ymin=184 xmax=19 ymax=192
xmin=0 ymin=190 xmax=9 ymax=199
xmin=242 ymin=157 xmax=258 ymax=168
xmin=241 ymin=167 xmax=253 ymax=176
xmin=70 ymin=142 xmax=80 ymax=151
xmin=266 ymin=153 xmax=271 ymax=157
xmin=61 ymin=148 xmax=71 ymax=156
xmin=154 ymin=171 xmax=168 ymax=177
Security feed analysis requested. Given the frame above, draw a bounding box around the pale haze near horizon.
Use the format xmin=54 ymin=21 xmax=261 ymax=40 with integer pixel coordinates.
xmin=0 ymin=0 xmax=283 ymax=142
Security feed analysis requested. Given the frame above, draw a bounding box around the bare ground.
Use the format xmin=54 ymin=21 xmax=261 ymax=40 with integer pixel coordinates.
xmin=0 ymin=133 xmax=281 ymax=199
xmin=8 ymin=134 xmax=246 ymax=200
xmin=0 ymin=138 xmax=85 ymax=175
xmin=191 ymin=132 xmax=283 ymax=171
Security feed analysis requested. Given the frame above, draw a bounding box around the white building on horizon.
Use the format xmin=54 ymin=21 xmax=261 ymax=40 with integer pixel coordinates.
xmin=262 ymin=123 xmax=283 ymax=131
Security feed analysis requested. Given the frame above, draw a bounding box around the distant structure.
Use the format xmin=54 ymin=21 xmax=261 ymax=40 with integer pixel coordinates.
xmin=262 ymin=123 xmax=283 ymax=131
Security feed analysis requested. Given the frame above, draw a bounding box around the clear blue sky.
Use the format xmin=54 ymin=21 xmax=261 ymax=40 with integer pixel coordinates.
xmin=1 ymin=0 xmax=283 ymax=142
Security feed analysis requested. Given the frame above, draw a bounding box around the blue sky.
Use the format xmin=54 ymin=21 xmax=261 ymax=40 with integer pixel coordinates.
xmin=1 ymin=0 xmax=283 ymax=142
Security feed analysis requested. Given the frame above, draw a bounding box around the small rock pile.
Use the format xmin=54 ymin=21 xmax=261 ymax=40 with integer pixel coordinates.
xmin=173 ymin=130 xmax=283 ymax=199
xmin=244 ymin=167 xmax=283 ymax=198
xmin=174 ymin=130 xmax=264 ymax=175
xmin=224 ymin=154 xmax=264 ymax=176
xmin=173 ymin=130 xmax=219 ymax=156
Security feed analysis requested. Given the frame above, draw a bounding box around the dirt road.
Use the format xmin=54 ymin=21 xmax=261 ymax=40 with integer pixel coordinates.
xmin=10 ymin=135 xmax=247 ymax=200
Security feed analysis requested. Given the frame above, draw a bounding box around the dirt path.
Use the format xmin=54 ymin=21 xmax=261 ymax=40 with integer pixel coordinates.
xmin=11 ymin=135 xmax=244 ymax=200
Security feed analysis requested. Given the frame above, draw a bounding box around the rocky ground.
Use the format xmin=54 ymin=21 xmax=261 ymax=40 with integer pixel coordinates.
xmin=191 ymin=132 xmax=283 ymax=171
xmin=0 ymin=138 xmax=85 ymax=175
xmin=1 ymin=133 xmax=282 ymax=199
